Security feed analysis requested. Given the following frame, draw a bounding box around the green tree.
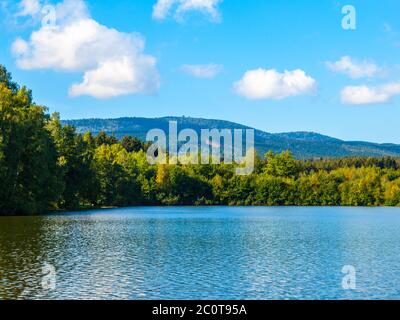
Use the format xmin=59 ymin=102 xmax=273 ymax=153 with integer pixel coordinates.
xmin=338 ymin=167 xmax=382 ymax=206
xmin=265 ymin=151 xmax=300 ymax=178
xmin=255 ymin=174 xmax=294 ymax=205
xmin=95 ymin=131 xmax=118 ymax=147
xmin=92 ymin=144 xmax=142 ymax=206
xmin=222 ymin=175 xmax=256 ymax=205
xmin=0 ymin=66 xmax=62 ymax=215
xmin=48 ymin=113 xmax=97 ymax=209
xmin=156 ymin=165 xmax=212 ymax=205
xmin=121 ymin=136 xmax=144 ymax=153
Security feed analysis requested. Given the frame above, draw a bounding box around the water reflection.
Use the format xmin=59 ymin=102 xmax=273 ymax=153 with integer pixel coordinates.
xmin=1 ymin=207 xmax=400 ymax=300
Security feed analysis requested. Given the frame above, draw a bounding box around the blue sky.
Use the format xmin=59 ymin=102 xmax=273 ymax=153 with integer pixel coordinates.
xmin=1 ymin=0 xmax=400 ymax=143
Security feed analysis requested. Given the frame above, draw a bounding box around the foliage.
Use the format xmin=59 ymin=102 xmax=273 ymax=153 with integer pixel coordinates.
xmin=2 ymin=65 xmax=400 ymax=215
xmin=0 ymin=69 xmax=62 ymax=215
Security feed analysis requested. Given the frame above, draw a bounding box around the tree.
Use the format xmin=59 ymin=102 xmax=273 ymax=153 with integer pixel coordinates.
xmin=294 ymin=171 xmax=342 ymax=206
xmin=95 ymin=131 xmax=118 ymax=147
xmin=265 ymin=151 xmax=300 ymax=179
xmin=156 ymin=165 xmax=213 ymax=205
xmin=3 ymin=62 xmax=400 ymax=213
xmin=48 ymin=113 xmax=97 ymax=209
xmin=384 ymin=178 xmax=400 ymax=206
xmin=0 ymin=65 xmax=19 ymax=93
xmin=223 ymin=175 xmax=256 ymax=205
xmin=338 ymin=167 xmax=382 ymax=206
xmin=255 ymin=175 xmax=294 ymax=206
xmin=121 ymin=136 xmax=144 ymax=153
xmin=0 ymin=66 xmax=62 ymax=215
xmin=92 ymin=144 xmax=142 ymax=207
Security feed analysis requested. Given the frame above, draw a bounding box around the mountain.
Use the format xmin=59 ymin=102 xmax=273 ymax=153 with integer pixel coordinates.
xmin=62 ymin=117 xmax=400 ymax=159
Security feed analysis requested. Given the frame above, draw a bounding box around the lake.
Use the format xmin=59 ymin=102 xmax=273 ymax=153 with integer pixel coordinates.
xmin=1 ymin=207 xmax=400 ymax=300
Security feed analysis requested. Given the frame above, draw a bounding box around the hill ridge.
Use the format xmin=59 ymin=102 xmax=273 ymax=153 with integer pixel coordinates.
xmin=62 ymin=116 xmax=400 ymax=159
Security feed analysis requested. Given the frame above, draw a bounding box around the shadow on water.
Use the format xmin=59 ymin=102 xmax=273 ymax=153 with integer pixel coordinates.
xmin=0 ymin=216 xmax=51 ymax=299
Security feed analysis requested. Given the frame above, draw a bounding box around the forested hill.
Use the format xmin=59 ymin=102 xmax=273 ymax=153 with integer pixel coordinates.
xmin=62 ymin=117 xmax=400 ymax=159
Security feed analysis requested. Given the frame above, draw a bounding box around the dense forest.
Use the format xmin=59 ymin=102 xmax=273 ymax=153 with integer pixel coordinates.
xmin=2 ymin=65 xmax=400 ymax=215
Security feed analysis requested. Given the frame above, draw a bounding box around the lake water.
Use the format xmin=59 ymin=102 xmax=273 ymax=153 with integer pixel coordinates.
xmin=1 ymin=207 xmax=400 ymax=300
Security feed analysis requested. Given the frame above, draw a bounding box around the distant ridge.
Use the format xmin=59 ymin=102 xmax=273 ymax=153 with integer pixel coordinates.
xmin=62 ymin=116 xmax=400 ymax=159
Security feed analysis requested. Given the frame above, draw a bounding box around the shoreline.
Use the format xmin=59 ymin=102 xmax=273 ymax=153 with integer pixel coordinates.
xmin=1 ymin=204 xmax=399 ymax=218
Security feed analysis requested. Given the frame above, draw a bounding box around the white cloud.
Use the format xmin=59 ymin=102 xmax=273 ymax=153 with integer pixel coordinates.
xmin=341 ymin=83 xmax=400 ymax=105
xmin=152 ymin=0 xmax=221 ymax=21
xmin=12 ymin=0 xmax=160 ymax=99
xmin=326 ymin=56 xmax=380 ymax=79
xmin=181 ymin=64 xmax=222 ymax=78
xmin=69 ymin=56 xmax=158 ymax=98
xmin=17 ymin=0 xmax=41 ymax=17
xmin=12 ymin=37 xmax=29 ymax=55
xmin=152 ymin=0 xmax=173 ymax=19
xmin=234 ymin=68 xmax=316 ymax=100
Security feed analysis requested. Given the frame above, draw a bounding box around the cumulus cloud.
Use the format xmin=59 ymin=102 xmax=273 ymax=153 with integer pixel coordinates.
xmin=181 ymin=64 xmax=222 ymax=78
xmin=12 ymin=0 xmax=160 ymax=99
xmin=326 ymin=56 xmax=381 ymax=79
xmin=341 ymin=83 xmax=400 ymax=105
xmin=234 ymin=68 xmax=316 ymax=100
xmin=152 ymin=0 xmax=221 ymax=21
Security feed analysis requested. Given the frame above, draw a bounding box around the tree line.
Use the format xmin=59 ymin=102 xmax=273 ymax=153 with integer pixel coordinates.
xmin=1 ymin=65 xmax=400 ymax=215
